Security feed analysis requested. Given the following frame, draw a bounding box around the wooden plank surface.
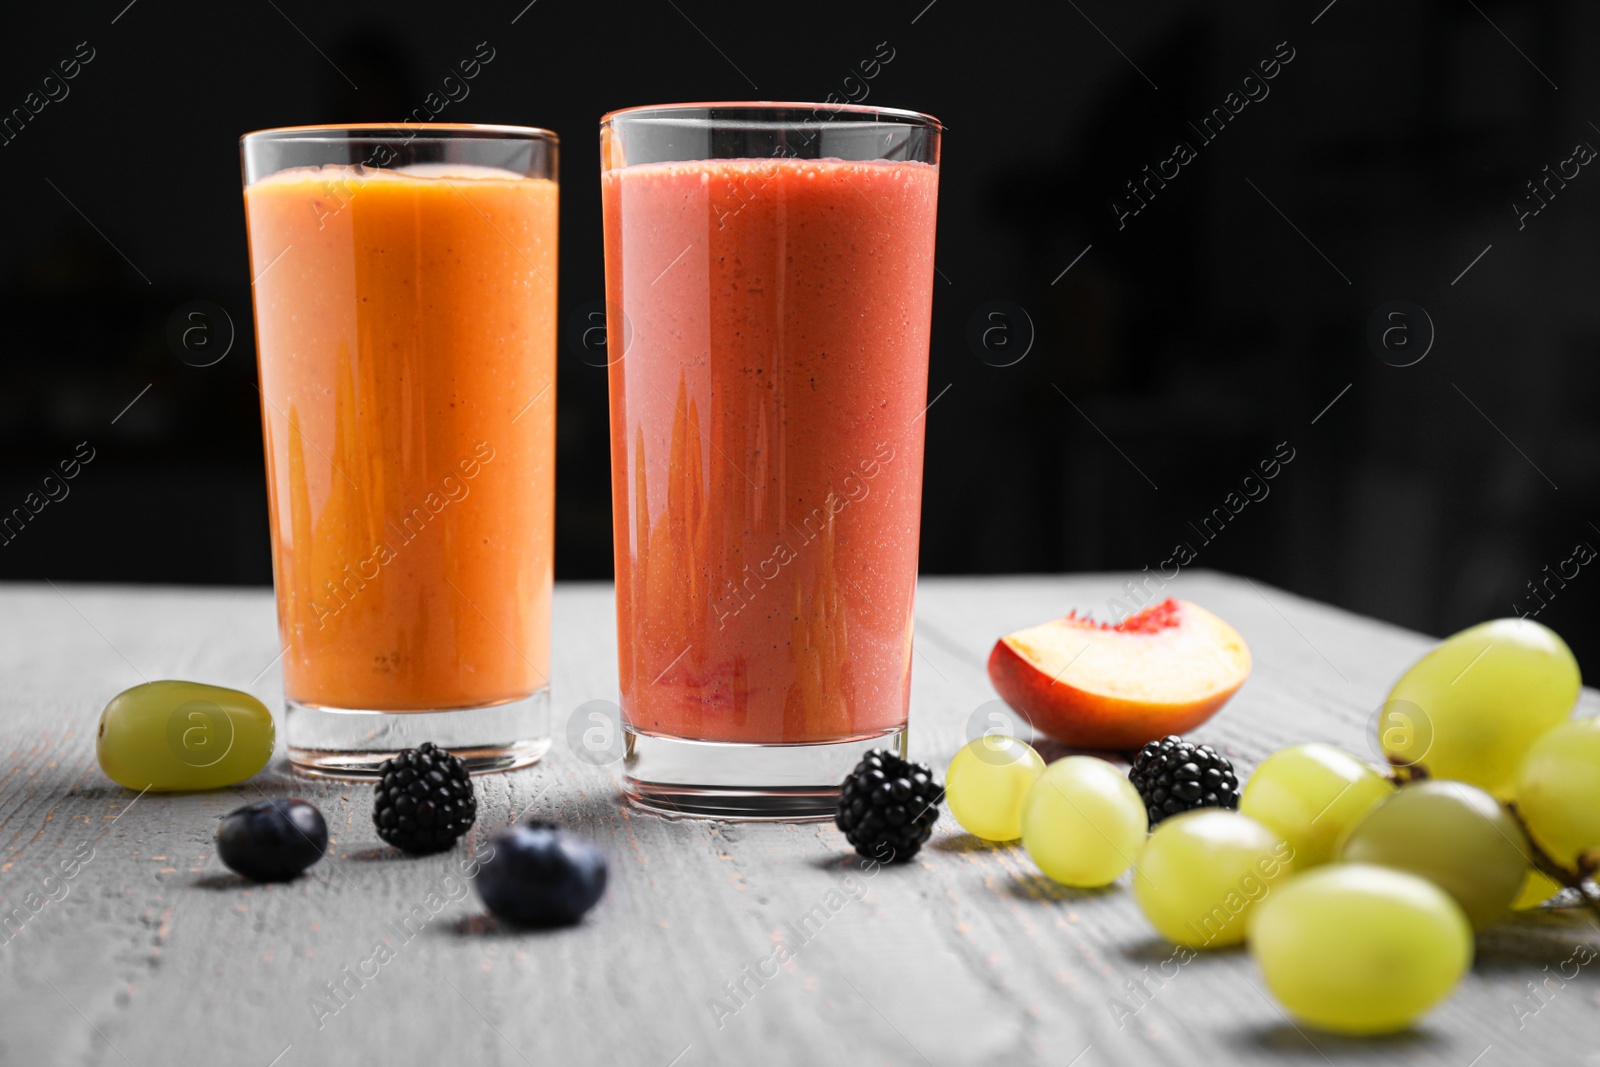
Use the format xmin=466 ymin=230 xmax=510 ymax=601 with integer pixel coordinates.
xmin=2 ymin=571 xmax=1596 ymax=1066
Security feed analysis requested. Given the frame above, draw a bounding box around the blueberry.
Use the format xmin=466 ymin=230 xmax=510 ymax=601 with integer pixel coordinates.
xmin=474 ymin=822 xmax=607 ymax=927
xmin=216 ymin=798 xmax=328 ymax=882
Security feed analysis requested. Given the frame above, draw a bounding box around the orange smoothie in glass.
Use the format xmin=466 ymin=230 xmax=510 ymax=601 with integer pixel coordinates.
xmin=604 ymin=156 xmax=938 ymax=745
xmin=244 ymin=163 xmax=557 ymax=714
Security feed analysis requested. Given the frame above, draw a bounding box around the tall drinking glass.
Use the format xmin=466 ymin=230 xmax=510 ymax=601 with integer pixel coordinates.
xmin=600 ymin=102 xmax=941 ymax=816
xmin=241 ymin=124 xmax=558 ymax=775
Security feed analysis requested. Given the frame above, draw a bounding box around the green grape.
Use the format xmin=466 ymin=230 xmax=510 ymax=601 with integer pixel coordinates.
xmin=945 ymin=736 xmax=1046 ymax=842
xmin=1512 ymin=869 xmax=1563 ymax=911
xmin=97 ymin=680 xmax=275 ymax=791
xmin=1514 ymin=716 xmax=1600 ymax=869
xmin=1021 ymin=756 xmax=1147 ymax=887
xmin=1238 ymin=744 xmax=1393 ymax=868
xmin=1134 ymin=810 xmax=1293 ymax=948
xmin=1339 ymin=780 xmax=1528 ymax=930
xmin=1249 ymin=864 xmax=1472 ymax=1035
xmin=1382 ymin=618 xmax=1579 ymax=797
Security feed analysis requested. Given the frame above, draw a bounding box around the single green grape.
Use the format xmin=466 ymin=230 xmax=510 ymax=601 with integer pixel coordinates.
xmin=1249 ymin=864 xmax=1472 ymax=1035
xmin=945 ymin=736 xmax=1046 ymax=841
xmin=1239 ymin=744 xmax=1393 ymax=868
xmin=1514 ymin=716 xmax=1600 ymax=869
xmin=1382 ymin=618 xmax=1579 ymax=797
xmin=97 ymin=680 xmax=275 ymax=791
xmin=1021 ymin=756 xmax=1147 ymax=888
xmin=1134 ymin=810 xmax=1292 ymax=948
xmin=1512 ymin=869 xmax=1563 ymax=910
xmin=1339 ymin=780 xmax=1527 ymax=930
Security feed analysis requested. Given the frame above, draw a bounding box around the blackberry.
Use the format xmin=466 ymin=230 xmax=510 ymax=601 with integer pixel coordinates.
xmin=836 ymin=750 xmax=943 ymax=862
xmin=373 ymin=742 xmax=477 ymax=854
xmin=1128 ymin=735 xmax=1240 ymax=826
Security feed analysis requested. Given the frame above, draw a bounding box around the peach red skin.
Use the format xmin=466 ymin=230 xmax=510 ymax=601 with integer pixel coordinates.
xmin=987 ymin=640 xmax=1239 ymax=749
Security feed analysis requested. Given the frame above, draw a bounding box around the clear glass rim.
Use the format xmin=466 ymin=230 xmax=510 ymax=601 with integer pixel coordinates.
xmin=241 ymin=122 xmax=559 ymax=147
xmin=600 ymin=100 xmax=942 ymax=132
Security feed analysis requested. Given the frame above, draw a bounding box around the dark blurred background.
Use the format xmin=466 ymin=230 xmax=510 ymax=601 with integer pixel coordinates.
xmin=3 ymin=0 xmax=1596 ymax=676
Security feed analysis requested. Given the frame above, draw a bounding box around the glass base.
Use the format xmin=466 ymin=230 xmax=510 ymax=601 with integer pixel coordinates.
xmin=622 ymin=725 xmax=906 ymax=820
xmin=286 ymin=688 xmax=551 ymax=777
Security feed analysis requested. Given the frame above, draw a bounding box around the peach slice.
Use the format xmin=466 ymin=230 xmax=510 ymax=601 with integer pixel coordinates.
xmin=987 ymin=598 xmax=1250 ymax=750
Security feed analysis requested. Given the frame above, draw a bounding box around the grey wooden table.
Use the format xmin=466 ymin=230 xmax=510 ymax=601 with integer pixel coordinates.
xmin=3 ymin=572 xmax=1596 ymax=1066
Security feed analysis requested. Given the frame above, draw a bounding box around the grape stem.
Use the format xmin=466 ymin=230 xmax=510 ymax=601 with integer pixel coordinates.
xmin=1383 ymin=757 xmax=1430 ymax=786
xmin=1505 ymin=801 xmax=1600 ymax=925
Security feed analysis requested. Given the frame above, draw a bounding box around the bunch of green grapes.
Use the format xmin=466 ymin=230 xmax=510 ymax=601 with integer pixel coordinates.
xmin=1122 ymin=743 xmax=1484 ymax=1035
xmin=1242 ymin=616 xmax=1592 ymax=1034
xmin=1152 ymin=743 xmax=1484 ymax=1035
xmin=944 ymin=613 xmax=1594 ymax=1039
xmin=1378 ymin=617 xmax=1595 ymax=904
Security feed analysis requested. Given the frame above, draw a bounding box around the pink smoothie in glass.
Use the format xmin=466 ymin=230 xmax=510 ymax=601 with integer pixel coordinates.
xmin=603 ymin=156 xmax=939 ymax=744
